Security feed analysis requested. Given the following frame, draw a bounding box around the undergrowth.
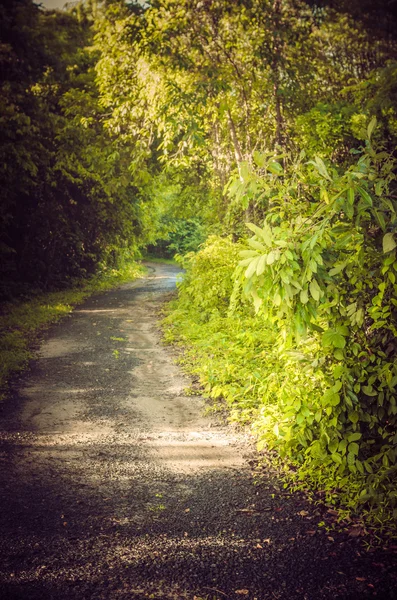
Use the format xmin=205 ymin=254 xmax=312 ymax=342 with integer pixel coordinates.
xmin=0 ymin=260 xmax=144 ymax=401
xmin=162 ymin=223 xmax=397 ymax=535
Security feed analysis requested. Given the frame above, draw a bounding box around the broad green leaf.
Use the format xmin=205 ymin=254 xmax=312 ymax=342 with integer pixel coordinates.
xmin=246 ymin=223 xmax=272 ymax=247
xmin=245 ymin=256 xmax=260 ymax=278
xmin=248 ymin=239 xmax=269 ymax=252
xmin=239 ymin=258 xmax=255 ymax=267
xmin=331 ymin=453 xmax=342 ymax=464
xmin=347 ymin=432 xmax=362 ymax=442
xmin=330 ymin=393 xmax=341 ymax=406
xmin=253 ymin=150 xmax=266 ymax=167
xmin=367 ymin=116 xmax=377 ymax=139
xmin=347 ymin=451 xmax=356 ymax=466
xmin=336 ymin=325 xmax=349 ymax=336
xmin=309 ymin=157 xmax=332 ymax=181
xmin=348 ymin=442 xmax=359 ymax=456
xmin=266 ymin=251 xmax=277 ymax=265
xmin=329 ymin=262 xmax=347 ymax=276
xmin=348 ymin=411 xmax=359 ymax=424
xmin=239 ymin=250 xmax=259 ymax=258
xmin=356 ymin=461 xmax=364 ymax=475
xmin=268 ymin=161 xmax=283 ymax=175
xmin=309 ymin=278 xmax=321 ymax=301
xmin=256 ymin=254 xmax=267 ymax=276
xmin=251 ymin=289 xmax=263 ymax=312
xmin=357 ymin=186 xmax=372 ymax=206
xmin=383 ymin=233 xmax=396 ymax=253
xmin=300 ymin=288 xmax=309 ymax=304
xmin=322 ymin=329 xmax=346 ymax=349
xmin=362 ymin=385 xmax=378 ymax=397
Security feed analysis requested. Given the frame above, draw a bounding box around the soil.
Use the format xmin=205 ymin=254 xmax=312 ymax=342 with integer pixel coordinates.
xmin=0 ymin=262 xmax=396 ymax=600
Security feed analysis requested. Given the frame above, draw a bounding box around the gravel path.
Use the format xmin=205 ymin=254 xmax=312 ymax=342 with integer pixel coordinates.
xmin=0 ymin=263 xmax=396 ymax=600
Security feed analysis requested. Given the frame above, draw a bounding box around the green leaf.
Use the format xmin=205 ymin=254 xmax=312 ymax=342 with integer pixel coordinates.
xmin=266 ymin=251 xmax=277 ymax=265
xmin=347 ymin=452 xmax=356 ymax=466
xmin=239 ymin=250 xmax=259 ymax=258
xmin=253 ymin=150 xmax=266 ymax=167
xmin=367 ymin=116 xmax=377 ymax=139
xmin=239 ymin=257 xmax=256 ymax=267
xmin=330 ymin=393 xmax=341 ymax=406
xmin=348 ymin=442 xmax=359 ymax=456
xmin=245 ymin=256 xmax=260 ymax=278
xmin=383 ymin=233 xmax=396 ymax=254
xmin=268 ymin=161 xmax=283 ymax=175
xmin=322 ymin=329 xmax=346 ymax=349
xmin=347 ymin=432 xmax=362 ymax=442
xmin=329 ymin=262 xmax=347 ymax=276
xmin=348 ymin=411 xmax=359 ymax=424
xmin=256 ymin=254 xmax=267 ymax=276
xmin=248 ymin=239 xmax=269 ymax=252
xmin=357 ymin=186 xmax=372 ymax=207
xmin=362 ymin=385 xmax=378 ymax=397
xmin=300 ymin=288 xmax=309 ymax=304
xmin=309 ymin=278 xmax=321 ymax=301
xmin=331 ymin=452 xmax=342 ymax=464
xmin=246 ymin=223 xmax=272 ymax=247
xmin=309 ymin=157 xmax=332 ymax=181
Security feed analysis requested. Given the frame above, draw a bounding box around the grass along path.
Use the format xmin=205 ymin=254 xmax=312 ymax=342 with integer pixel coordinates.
xmin=0 ymin=260 xmax=144 ymax=403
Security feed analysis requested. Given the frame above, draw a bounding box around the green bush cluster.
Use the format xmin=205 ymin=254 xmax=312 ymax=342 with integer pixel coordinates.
xmin=175 ymin=236 xmax=241 ymax=317
xmin=146 ymin=218 xmax=207 ymax=258
xmin=164 ymin=123 xmax=397 ymax=524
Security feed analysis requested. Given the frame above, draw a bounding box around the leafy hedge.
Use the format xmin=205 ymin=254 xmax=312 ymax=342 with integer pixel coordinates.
xmin=164 ymin=122 xmax=397 ymax=523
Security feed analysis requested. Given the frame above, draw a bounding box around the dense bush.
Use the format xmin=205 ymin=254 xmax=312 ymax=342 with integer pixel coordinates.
xmin=175 ymin=236 xmax=241 ymax=317
xmin=146 ymin=218 xmax=207 ymax=258
xmin=164 ymin=125 xmax=397 ymax=522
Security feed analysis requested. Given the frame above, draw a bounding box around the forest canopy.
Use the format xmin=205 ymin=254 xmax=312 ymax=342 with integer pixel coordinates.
xmin=1 ymin=0 xmax=397 ymax=519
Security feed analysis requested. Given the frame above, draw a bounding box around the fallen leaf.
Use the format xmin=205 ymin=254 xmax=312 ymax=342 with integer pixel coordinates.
xmin=184 ymin=508 xmax=190 ymax=513
xmin=356 ymin=577 xmax=366 ymax=582
xmin=348 ymin=525 xmax=365 ymax=538
xmin=235 ymin=590 xmax=249 ymax=596
xmin=256 ymin=543 xmax=263 ymax=548
xmin=326 ymin=509 xmax=339 ymax=517
xmin=328 ymin=536 xmax=335 ymax=542
xmin=306 ymin=530 xmax=316 ymax=536
xmin=298 ymin=510 xmax=309 ymax=517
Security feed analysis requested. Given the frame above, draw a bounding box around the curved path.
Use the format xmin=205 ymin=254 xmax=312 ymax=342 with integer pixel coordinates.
xmin=0 ymin=264 xmax=395 ymax=599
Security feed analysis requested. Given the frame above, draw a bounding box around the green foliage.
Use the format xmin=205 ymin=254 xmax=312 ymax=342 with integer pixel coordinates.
xmin=0 ymin=1 xmax=156 ymax=299
xmin=164 ymin=128 xmax=397 ymax=523
xmin=175 ymin=236 xmax=241 ymax=318
xmin=234 ymin=124 xmax=397 ymax=518
xmin=147 ymin=218 xmax=208 ymax=258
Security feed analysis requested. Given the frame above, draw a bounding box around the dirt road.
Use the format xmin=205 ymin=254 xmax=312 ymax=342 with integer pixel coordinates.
xmin=0 ymin=263 xmax=395 ymax=599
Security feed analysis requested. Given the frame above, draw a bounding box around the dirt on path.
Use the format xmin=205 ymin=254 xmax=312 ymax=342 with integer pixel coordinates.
xmin=0 ymin=263 xmax=396 ymax=600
